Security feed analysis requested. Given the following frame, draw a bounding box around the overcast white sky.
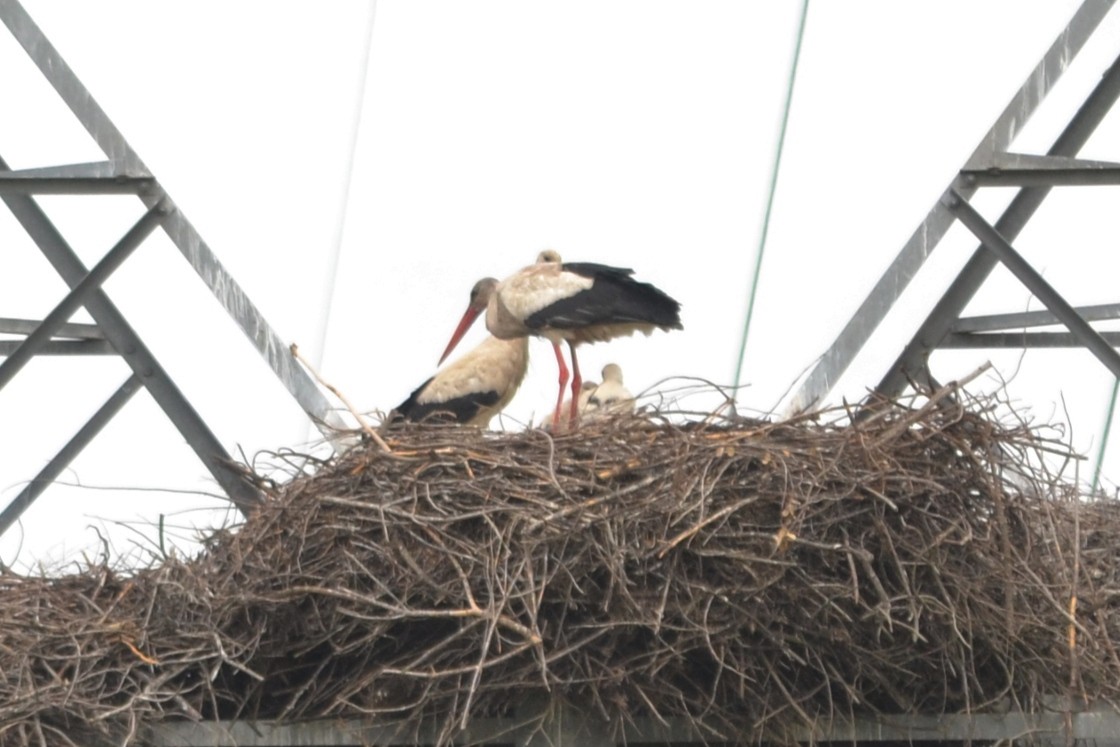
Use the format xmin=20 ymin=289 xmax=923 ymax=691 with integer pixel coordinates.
xmin=2 ymin=1 xmax=1119 ymax=572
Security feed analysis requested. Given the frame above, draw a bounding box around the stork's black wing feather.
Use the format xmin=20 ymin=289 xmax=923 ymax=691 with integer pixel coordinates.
xmin=525 ymin=262 xmax=682 ymax=331
xmin=560 ymin=262 xmax=636 ymax=279
xmin=391 ymin=377 xmax=500 ymax=425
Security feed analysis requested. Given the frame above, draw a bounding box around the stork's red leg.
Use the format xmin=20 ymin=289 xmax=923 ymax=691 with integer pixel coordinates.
xmin=568 ymin=341 xmax=582 ymax=430
xmin=551 ymin=341 xmax=569 ymax=432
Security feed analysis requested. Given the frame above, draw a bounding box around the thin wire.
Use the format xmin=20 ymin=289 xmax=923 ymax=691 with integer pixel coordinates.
xmin=733 ymin=0 xmax=810 ymax=390
xmin=315 ymin=0 xmax=380 ymax=369
xmin=1092 ymin=376 xmax=1118 ymax=495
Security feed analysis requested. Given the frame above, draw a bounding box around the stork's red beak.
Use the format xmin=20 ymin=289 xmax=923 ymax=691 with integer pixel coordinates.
xmin=439 ymin=306 xmax=481 ymax=365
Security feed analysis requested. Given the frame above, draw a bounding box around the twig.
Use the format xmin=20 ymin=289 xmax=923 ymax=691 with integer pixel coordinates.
xmin=290 ymin=342 xmax=391 ymax=453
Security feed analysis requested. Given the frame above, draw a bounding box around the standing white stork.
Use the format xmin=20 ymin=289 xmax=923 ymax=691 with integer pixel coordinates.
xmin=392 ymin=335 xmax=528 ymax=427
xmin=440 ymin=251 xmax=681 ymax=430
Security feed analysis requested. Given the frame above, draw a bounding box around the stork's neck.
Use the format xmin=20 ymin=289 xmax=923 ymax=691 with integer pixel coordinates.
xmin=486 ymin=293 xmax=529 ymax=339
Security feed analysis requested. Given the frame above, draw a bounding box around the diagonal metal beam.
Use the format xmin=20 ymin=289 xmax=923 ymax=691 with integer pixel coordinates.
xmin=0 ymin=199 xmax=166 ymax=391
xmin=787 ymin=0 xmax=1117 ymax=412
xmin=0 ymin=153 xmax=261 ymax=515
xmin=0 ymin=374 xmax=143 ymax=536
xmin=0 ymin=0 xmax=345 ymax=435
xmin=945 ymin=187 xmax=1120 ymax=377
xmin=876 ymin=50 xmax=1120 ymax=398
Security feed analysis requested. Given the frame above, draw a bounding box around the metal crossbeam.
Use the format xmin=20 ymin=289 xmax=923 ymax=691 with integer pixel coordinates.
xmin=0 ymin=153 xmax=262 ymax=523
xmin=875 ymin=48 xmax=1120 ymax=399
xmin=951 ymin=302 xmax=1120 ymax=333
xmin=962 ymin=152 xmax=1120 ymax=186
xmin=788 ymin=0 xmax=1119 ymax=412
xmin=0 ymin=160 xmax=155 ymax=193
xmin=944 ymin=331 xmax=1120 ymax=348
xmin=0 ymin=317 xmax=106 ymax=339
xmin=943 ymin=186 xmax=1120 ymax=378
xmin=146 ymin=706 xmax=1120 ymax=746
xmin=0 ymin=199 xmax=166 ymax=390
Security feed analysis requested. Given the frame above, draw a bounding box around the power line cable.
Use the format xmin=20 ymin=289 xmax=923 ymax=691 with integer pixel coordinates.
xmin=1092 ymin=376 xmax=1118 ymax=495
xmin=733 ymin=0 xmax=810 ymax=391
xmin=315 ymin=0 xmax=380 ymax=369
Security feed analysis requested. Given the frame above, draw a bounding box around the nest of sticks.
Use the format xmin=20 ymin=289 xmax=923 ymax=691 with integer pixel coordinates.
xmin=2 ymin=382 xmax=1120 ymax=746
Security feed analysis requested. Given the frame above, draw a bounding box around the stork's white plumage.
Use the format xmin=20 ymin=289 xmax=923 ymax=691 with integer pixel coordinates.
xmin=393 ymin=335 xmax=528 ymax=428
xmin=440 ymin=251 xmax=681 ymax=430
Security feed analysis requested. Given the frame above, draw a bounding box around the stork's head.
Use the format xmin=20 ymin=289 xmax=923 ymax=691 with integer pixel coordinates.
xmin=439 ymin=277 xmax=498 ymax=365
xmin=601 ymin=363 xmax=624 ymax=384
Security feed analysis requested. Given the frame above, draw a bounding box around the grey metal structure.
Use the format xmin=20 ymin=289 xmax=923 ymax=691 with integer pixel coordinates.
xmin=147 ymin=704 xmax=1120 ymax=746
xmin=0 ymin=0 xmax=346 ymax=533
xmin=789 ymin=0 xmax=1120 ymax=412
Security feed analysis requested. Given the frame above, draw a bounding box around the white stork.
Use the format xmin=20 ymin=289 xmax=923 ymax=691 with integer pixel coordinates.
xmin=440 ymin=251 xmax=681 ymax=430
xmin=393 ymin=335 xmax=528 ymax=428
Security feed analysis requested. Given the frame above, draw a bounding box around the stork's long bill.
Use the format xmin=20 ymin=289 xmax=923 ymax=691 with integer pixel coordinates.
xmin=439 ymin=306 xmax=481 ymax=365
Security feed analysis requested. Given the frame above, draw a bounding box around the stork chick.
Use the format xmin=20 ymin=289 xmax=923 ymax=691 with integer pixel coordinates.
xmin=581 ymin=363 xmax=635 ymax=420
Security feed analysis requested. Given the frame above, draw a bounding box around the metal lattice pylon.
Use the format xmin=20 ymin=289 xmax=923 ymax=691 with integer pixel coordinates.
xmin=789 ymin=0 xmax=1120 ymax=415
xmin=0 ymin=0 xmax=346 ymax=536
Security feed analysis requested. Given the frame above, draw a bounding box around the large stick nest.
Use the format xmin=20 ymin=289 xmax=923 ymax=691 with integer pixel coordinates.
xmin=2 ymin=385 xmax=1120 ymax=746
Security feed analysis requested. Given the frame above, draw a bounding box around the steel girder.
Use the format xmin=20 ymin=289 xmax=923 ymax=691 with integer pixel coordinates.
xmin=788 ymin=0 xmax=1120 ymax=412
xmin=0 ymin=0 xmax=348 ymax=532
